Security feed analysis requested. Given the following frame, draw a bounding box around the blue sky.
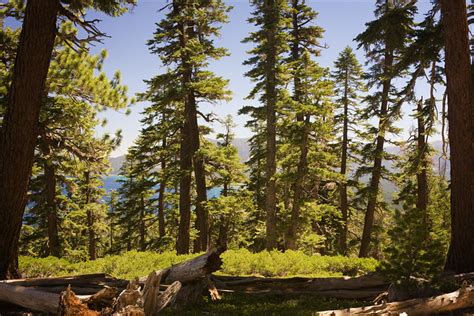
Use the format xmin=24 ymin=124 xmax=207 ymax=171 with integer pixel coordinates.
xmin=7 ymin=0 xmax=438 ymax=156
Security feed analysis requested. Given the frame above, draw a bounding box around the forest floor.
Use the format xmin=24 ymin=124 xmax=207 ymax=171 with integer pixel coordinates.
xmin=11 ymin=250 xmax=379 ymax=315
xmin=160 ymin=293 xmax=367 ymax=315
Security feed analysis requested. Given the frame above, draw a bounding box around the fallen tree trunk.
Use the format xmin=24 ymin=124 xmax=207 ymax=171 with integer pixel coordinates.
xmin=316 ymin=285 xmax=474 ymax=315
xmin=0 ymin=282 xmax=59 ymax=313
xmin=162 ymin=246 xmax=225 ymax=284
xmin=0 ymin=248 xmax=225 ymax=314
xmin=211 ymin=273 xmax=388 ymax=299
xmin=4 ymin=273 xmax=128 ymax=289
xmin=212 ymin=273 xmax=387 ymax=291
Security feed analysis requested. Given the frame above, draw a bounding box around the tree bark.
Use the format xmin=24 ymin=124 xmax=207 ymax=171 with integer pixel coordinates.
xmin=317 ymin=285 xmax=474 ymax=315
xmin=175 ymin=0 xmax=209 ymax=254
xmin=84 ymin=171 xmax=96 ymax=261
xmin=264 ymin=0 xmax=279 ymax=251
xmin=286 ymin=0 xmax=307 ymax=250
xmin=0 ymin=282 xmax=59 ymax=313
xmin=158 ymin=138 xmax=167 ymax=238
xmin=0 ymin=0 xmax=59 ymax=279
xmin=441 ymin=0 xmax=474 ymax=273
xmin=416 ymin=99 xmax=429 ymax=219
xmin=193 ymin=149 xmax=208 ymax=252
xmin=139 ymin=193 xmax=146 ymax=251
xmin=339 ymin=70 xmax=349 ymax=255
xmin=42 ymin=146 xmax=60 ymax=258
xmin=176 ymin=0 xmax=193 ymax=255
xmin=359 ymin=51 xmax=394 ymax=258
xmin=217 ymin=183 xmax=229 ymax=248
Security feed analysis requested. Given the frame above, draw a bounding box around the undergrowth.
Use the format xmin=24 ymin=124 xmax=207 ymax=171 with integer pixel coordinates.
xmin=19 ymin=249 xmax=379 ymax=280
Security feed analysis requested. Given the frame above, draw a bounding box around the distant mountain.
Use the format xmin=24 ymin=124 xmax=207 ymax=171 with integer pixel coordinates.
xmin=109 ymin=156 xmax=126 ymax=175
xmin=109 ymin=139 xmax=449 ymax=176
xmin=108 ymin=138 xmax=251 ymax=175
xmin=106 ymin=139 xmax=450 ymax=200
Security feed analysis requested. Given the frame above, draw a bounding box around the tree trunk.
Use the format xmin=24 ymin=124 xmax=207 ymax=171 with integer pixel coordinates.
xmin=441 ymin=0 xmax=474 ymax=273
xmin=193 ymin=149 xmax=208 ymax=253
xmin=317 ymin=285 xmax=474 ymax=315
xmin=286 ymin=0 xmax=307 ymax=250
xmin=264 ymin=0 xmax=279 ymax=251
xmin=0 ymin=282 xmax=59 ymax=313
xmin=175 ymin=0 xmax=208 ymax=254
xmin=84 ymin=172 xmax=96 ymax=261
xmin=0 ymin=0 xmax=59 ymax=279
xmin=139 ymin=193 xmax=146 ymax=251
xmin=416 ymin=99 xmax=429 ymax=219
xmin=217 ymin=183 xmax=229 ymax=248
xmin=158 ymin=139 xmax=166 ymax=238
xmin=359 ymin=51 xmax=393 ymax=258
xmin=339 ymin=70 xmax=349 ymax=255
xmin=109 ymin=192 xmax=115 ymax=251
xmin=42 ymin=144 xmax=60 ymax=257
xmin=189 ymin=17 xmax=208 ymax=253
xmin=176 ymin=0 xmax=193 ymax=255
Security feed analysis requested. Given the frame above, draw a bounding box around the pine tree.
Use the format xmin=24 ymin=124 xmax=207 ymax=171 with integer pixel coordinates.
xmin=237 ymin=111 xmax=266 ymax=250
xmin=205 ymin=115 xmax=247 ymax=248
xmin=146 ymin=0 xmax=231 ymax=254
xmin=440 ymin=0 xmax=474 ymax=273
xmin=382 ymin=99 xmax=448 ymax=286
xmin=382 ymin=2 xmax=449 ymax=282
xmin=243 ymin=0 xmax=289 ymax=250
xmin=284 ymin=0 xmax=325 ymax=250
xmin=332 ymin=47 xmax=367 ymax=255
xmin=356 ymin=0 xmax=416 ymax=258
xmin=0 ymin=0 xmax=134 ymax=278
xmin=2 ymin=13 xmax=131 ymax=261
xmin=137 ymin=89 xmax=182 ymax=240
xmin=114 ymin=143 xmax=156 ymax=252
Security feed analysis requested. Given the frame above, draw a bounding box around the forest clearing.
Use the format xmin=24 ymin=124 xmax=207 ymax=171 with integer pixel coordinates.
xmin=1 ymin=0 xmax=474 ymax=314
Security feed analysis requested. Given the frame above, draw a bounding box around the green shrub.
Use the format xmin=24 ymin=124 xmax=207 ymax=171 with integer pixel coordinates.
xmin=19 ymin=249 xmax=379 ymax=279
xmin=19 ymin=256 xmax=74 ymax=278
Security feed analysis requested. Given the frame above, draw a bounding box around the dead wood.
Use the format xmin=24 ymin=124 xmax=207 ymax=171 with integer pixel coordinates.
xmin=210 ymin=273 xmax=388 ymax=299
xmin=316 ymin=284 xmax=474 ymax=315
xmin=58 ymin=285 xmax=99 ymax=316
xmin=0 ymin=281 xmax=59 ymax=313
xmin=114 ymin=279 xmax=144 ymax=314
xmin=153 ymin=281 xmax=181 ymax=314
xmin=0 ymin=248 xmax=226 ymax=314
xmin=83 ymin=286 xmax=118 ymax=311
xmin=4 ymin=273 xmax=128 ymax=291
xmin=162 ymin=246 xmax=225 ymax=285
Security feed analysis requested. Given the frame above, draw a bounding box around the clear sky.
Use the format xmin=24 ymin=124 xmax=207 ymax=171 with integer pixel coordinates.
xmin=8 ymin=0 xmax=438 ymax=156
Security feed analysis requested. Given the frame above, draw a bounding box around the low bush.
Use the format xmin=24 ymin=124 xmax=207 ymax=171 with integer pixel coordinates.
xmin=19 ymin=249 xmax=379 ymax=279
xmin=220 ymin=249 xmax=379 ymax=277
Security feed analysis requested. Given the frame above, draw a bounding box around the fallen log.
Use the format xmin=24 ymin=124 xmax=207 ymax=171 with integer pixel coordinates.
xmin=58 ymin=286 xmax=99 ymax=316
xmin=0 ymin=282 xmax=59 ymax=313
xmin=316 ymin=284 xmax=474 ymax=315
xmin=0 ymin=248 xmax=225 ymax=313
xmin=162 ymin=246 xmax=225 ymax=284
xmin=212 ymin=273 xmax=387 ymax=291
xmin=210 ymin=273 xmax=388 ymax=299
xmin=4 ymin=273 xmax=128 ymax=289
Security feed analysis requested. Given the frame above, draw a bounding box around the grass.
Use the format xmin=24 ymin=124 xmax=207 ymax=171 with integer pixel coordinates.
xmin=160 ymin=293 xmax=368 ymax=316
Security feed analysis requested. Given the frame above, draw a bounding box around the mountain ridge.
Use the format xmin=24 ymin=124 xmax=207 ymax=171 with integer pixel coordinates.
xmin=109 ymin=139 xmax=449 ymax=176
